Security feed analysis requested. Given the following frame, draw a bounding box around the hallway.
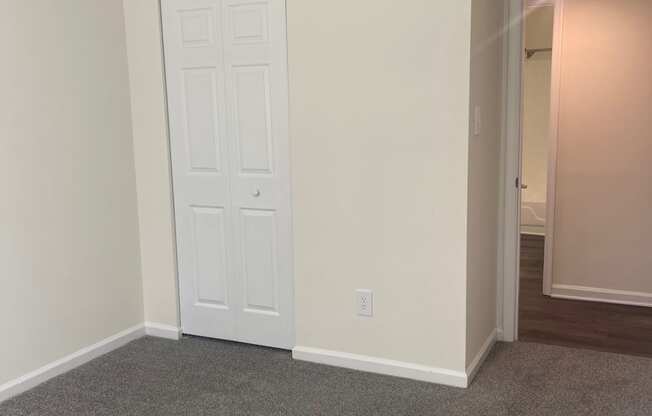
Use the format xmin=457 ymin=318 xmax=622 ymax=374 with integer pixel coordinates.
xmin=519 ymin=234 xmax=652 ymax=357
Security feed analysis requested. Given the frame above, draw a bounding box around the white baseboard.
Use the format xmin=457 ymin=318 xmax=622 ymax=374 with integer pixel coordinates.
xmin=551 ymin=284 xmax=652 ymax=308
xmin=0 ymin=321 xmax=182 ymax=404
xmin=292 ymin=347 xmax=468 ymax=388
xmin=466 ymin=329 xmax=497 ymax=384
xmin=145 ymin=322 xmax=182 ymax=340
xmin=0 ymin=324 xmax=145 ymax=403
xmin=496 ymin=328 xmax=506 ymax=342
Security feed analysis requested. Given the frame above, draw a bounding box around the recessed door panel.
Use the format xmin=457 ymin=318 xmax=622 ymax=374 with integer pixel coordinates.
xmin=240 ymin=209 xmax=278 ymax=314
xmin=183 ymin=68 xmax=222 ymax=172
xmin=233 ymin=65 xmax=273 ymax=175
xmin=179 ymin=8 xmax=215 ymax=47
xmin=191 ymin=206 xmax=229 ymax=307
xmin=230 ymin=3 xmax=269 ymax=44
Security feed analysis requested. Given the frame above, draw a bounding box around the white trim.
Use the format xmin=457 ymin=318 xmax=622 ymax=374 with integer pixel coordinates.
xmin=145 ymin=322 xmax=182 ymax=340
xmin=0 ymin=324 xmax=145 ymax=403
xmin=551 ymin=285 xmax=652 ymax=308
xmin=497 ymin=328 xmax=506 ymax=342
xmin=542 ymin=0 xmax=564 ymax=296
xmin=466 ymin=329 xmax=498 ymax=384
xmin=495 ymin=0 xmax=511 ymax=351
xmin=157 ymin=0 xmax=184 ymax=344
xmin=293 ymin=347 xmax=469 ymax=388
xmin=499 ymin=0 xmax=526 ymax=343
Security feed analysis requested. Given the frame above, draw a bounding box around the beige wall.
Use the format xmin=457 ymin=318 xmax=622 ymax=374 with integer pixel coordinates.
xmin=0 ymin=0 xmax=508 ymax=390
xmin=522 ymin=6 xmax=553 ymax=206
xmin=466 ymin=0 xmax=505 ymax=365
xmin=0 ymin=0 xmax=143 ymax=386
xmin=553 ymin=0 xmax=652 ymax=294
xmin=288 ymin=0 xmax=473 ymax=372
xmin=119 ymin=0 xmax=502 ymax=375
xmin=123 ymin=0 xmax=180 ymax=327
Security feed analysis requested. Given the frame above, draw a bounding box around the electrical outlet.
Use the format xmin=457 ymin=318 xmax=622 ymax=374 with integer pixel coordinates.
xmin=356 ymin=289 xmax=373 ymax=317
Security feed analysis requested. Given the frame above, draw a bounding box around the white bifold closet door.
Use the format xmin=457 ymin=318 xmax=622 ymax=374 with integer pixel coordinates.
xmin=161 ymin=0 xmax=293 ymax=349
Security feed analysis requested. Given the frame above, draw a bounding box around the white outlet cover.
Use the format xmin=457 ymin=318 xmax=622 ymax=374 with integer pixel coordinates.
xmin=356 ymin=289 xmax=373 ymax=317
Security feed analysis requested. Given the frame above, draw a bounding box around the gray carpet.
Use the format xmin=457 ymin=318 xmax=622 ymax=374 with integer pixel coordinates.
xmin=2 ymin=337 xmax=652 ymax=415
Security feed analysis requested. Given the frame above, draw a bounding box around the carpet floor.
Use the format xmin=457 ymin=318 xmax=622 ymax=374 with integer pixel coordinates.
xmin=2 ymin=336 xmax=652 ymax=415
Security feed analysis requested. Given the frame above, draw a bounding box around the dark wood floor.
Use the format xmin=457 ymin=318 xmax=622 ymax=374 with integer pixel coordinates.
xmin=518 ymin=234 xmax=652 ymax=357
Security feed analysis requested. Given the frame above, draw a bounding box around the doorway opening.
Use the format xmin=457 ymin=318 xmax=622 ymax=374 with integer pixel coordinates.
xmin=517 ymin=1 xmax=553 ymax=343
xmin=505 ymin=0 xmax=652 ymax=357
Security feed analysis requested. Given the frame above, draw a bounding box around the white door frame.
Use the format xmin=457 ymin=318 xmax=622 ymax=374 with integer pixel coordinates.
xmin=542 ymin=0 xmax=564 ymax=296
xmin=498 ymin=0 xmax=526 ymax=343
xmin=499 ymin=0 xmax=560 ymax=342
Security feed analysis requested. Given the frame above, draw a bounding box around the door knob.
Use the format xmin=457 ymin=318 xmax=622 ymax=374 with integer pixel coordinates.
xmin=252 ymin=189 xmax=261 ymax=197
xmin=521 ymin=183 xmax=528 ymax=190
